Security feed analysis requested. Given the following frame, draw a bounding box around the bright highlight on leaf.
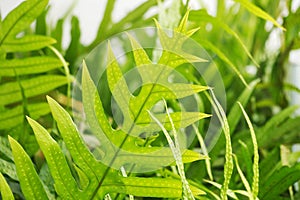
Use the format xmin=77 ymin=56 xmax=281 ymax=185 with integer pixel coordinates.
xmin=234 ymin=0 xmax=286 ymax=31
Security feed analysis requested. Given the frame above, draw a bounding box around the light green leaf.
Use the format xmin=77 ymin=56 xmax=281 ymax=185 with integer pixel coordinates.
xmin=133 ymin=111 xmax=211 ymax=134
xmin=155 ymin=11 xmax=207 ymax=69
xmin=122 ymin=177 xmax=205 ymax=198
xmin=127 ymin=33 xmax=151 ymax=66
xmin=209 ymin=79 xmax=260 ymax=162
xmin=73 ymin=165 xmax=89 ymax=190
xmin=238 ymin=102 xmax=259 ymax=199
xmin=0 ymin=75 xmax=68 ymax=106
xmin=2 ymin=35 xmax=56 ymax=52
xmin=234 ymin=0 xmax=286 ymax=30
xmin=0 ymin=172 xmax=14 ymax=200
xmin=83 ymin=61 xmax=207 ymax=171
xmin=204 ymin=180 xmax=238 ymax=199
xmin=9 ymin=136 xmax=49 ymax=200
xmin=27 ymin=117 xmax=81 ymax=199
xmin=207 ymin=90 xmax=233 ymax=200
xmin=0 ymin=0 xmax=48 ymax=44
xmin=81 ymin=60 xmax=116 ymax=153
xmin=129 ymin=83 xmax=208 ymax=126
xmin=193 ymin=124 xmax=213 ymax=181
xmin=149 ymin=99 xmax=196 ymax=199
xmin=0 ymin=57 xmax=62 ymax=76
xmin=106 ymin=42 xmax=133 ymax=120
xmin=47 ymin=96 xmax=105 ymax=196
xmin=233 ymin=155 xmax=252 ymax=198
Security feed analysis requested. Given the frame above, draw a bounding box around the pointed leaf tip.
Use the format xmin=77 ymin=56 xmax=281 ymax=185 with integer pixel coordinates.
xmin=177 ymin=10 xmax=190 ymax=33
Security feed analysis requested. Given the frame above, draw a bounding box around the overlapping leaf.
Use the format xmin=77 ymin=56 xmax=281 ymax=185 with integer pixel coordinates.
xmin=82 ymin=11 xmax=210 ymax=173
xmin=4 ymin=12 xmax=208 ymax=199
xmin=22 ymin=96 xmax=205 ymax=199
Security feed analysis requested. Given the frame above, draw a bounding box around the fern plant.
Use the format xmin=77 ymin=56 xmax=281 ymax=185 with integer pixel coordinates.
xmin=0 ymin=0 xmax=69 ymax=151
xmin=0 ymin=0 xmax=70 ymax=195
xmin=0 ymin=11 xmax=212 ymax=199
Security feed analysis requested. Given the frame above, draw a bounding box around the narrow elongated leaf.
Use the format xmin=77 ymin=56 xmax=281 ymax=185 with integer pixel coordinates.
xmin=238 ymin=102 xmax=259 ymax=199
xmin=9 ymin=136 xmax=49 ymax=200
xmin=234 ymin=0 xmax=286 ymax=30
xmin=127 ymin=33 xmax=151 ymax=66
xmin=149 ymin=99 xmax=195 ymax=199
xmin=47 ymin=96 xmax=105 ymax=196
xmin=233 ymin=155 xmax=252 ymax=198
xmin=193 ymin=124 xmax=213 ymax=180
xmin=210 ymin=79 xmax=259 ymax=161
xmin=0 ymin=57 xmax=62 ymax=76
xmin=209 ymin=91 xmax=233 ymax=200
xmin=2 ymin=35 xmax=56 ymax=52
xmin=0 ymin=75 xmax=68 ymax=106
xmin=106 ymin=42 xmax=133 ymax=119
xmin=81 ymin=60 xmax=117 ymax=153
xmin=0 ymin=173 xmax=14 ymax=200
xmin=0 ymin=0 xmax=48 ymax=44
xmin=27 ymin=117 xmax=81 ymax=199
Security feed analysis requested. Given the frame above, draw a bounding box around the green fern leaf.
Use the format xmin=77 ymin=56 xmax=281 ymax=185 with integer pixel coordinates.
xmin=0 ymin=172 xmax=14 ymax=200
xmin=27 ymin=97 xmax=206 ymax=199
xmin=82 ymin=62 xmax=207 ymax=171
xmin=9 ymin=136 xmax=49 ymax=199
xmin=0 ymin=0 xmax=69 ymax=133
xmin=234 ymin=0 xmax=286 ymax=30
xmin=27 ymin=117 xmax=82 ymax=199
xmin=2 ymin=35 xmax=56 ymax=52
xmin=0 ymin=75 xmax=68 ymax=106
xmin=0 ymin=57 xmax=63 ymax=76
xmin=0 ymin=0 xmax=48 ymax=45
xmin=122 ymin=177 xmax=205 ymax=197
xmin=9 ymin=11 xmax=210 ymax=199
xmin=0 ymin=103 xmax=50 ymax=130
